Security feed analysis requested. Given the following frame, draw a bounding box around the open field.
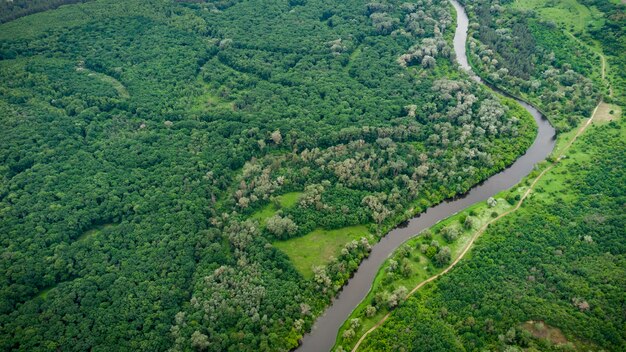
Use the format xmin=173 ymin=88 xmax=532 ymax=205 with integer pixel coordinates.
xmin=273 ymin=225 xmax=371 ymax=279
xmin=511 ymin=0 xmax=604 ymax=33
xmin=250 ymin=191 xmax=302 ymax=225
xmin=593 ymin=102 xmax=622 ymax=123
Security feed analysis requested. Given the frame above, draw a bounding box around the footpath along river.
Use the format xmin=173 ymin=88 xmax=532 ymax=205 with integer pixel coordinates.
xmin=297 ymin=1 xmax=556 ymax=350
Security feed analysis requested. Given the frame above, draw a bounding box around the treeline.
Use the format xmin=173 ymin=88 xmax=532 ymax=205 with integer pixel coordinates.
xmin=0 ymin=0 xmax=90 ymax=24
xmin=360 ymin=121 xmax=626 ymax=351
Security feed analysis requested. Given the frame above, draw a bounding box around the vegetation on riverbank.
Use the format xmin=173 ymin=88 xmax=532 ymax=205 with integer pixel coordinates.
xmin=357 ymin=113 xmax=625 ymax=352
xmin=0 ymin=0 xmax=540 ymax=350
xmin=334 ymin=192 xmax=518 ymax=351
xmin=336 ymin=0 xmax=626 ymax=351
xmin=338 ymin=0 xmax=625 ymax=349
xmin=461 ymin=0 xmax=606 ymax=132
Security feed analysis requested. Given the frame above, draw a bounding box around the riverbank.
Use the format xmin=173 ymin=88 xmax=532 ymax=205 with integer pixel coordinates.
xmin=296 ymin=0 xmax=556 ymax=350
xmin=345 ymin=96 xmax=603 ymax=352
xmin=337 ymin=0 xmax=617 ymax=346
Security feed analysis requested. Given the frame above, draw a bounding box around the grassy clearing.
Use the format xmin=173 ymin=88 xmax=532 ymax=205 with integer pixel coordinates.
xmin=276 ymin=192 xmax=301 ymax=208
xmin=511 ymin=0 xmax=604 ymax=33
xmin=35 ymin=287 xmax=52 ymax=300
xmin=191 ymin=70 xmax=236 ymax=113
xmin=250 ymin=192 xmax=302 ymax=225
xmin=593 ymin=102 xmax=621 ymax=123
xmin=521 ymin=321 xmax=569 ymax=345
xmin=345 ymin=46 xmax=362 ymax=71
xmin=192 ymin=89 xmax=234 ymax=112
xmin=273 ymin=225 xmax=371 ymax=279
xmin=89 ymin=72 xmax=129 ymax=99
xmin=334 ymin=197 xmax=515 ymax=351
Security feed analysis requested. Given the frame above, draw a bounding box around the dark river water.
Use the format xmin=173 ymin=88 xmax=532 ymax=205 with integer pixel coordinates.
xmin=297 ymin=1 xmax=556 ymax=350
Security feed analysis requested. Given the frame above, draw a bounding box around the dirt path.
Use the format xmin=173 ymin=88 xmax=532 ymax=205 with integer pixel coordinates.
xmin=351 ymin=102 xmax=602 ymax=352
xmin=564 ymin=30 xmax=611 ymax=97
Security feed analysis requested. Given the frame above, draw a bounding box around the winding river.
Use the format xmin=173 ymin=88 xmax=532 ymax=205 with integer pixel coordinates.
xmin=297 ymin=1 xmax=556 ymax=351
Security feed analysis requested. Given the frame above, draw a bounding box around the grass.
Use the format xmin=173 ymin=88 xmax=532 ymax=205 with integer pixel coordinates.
xmin=511 ymin=0 xmax=604 ymax=33
xmin=192 ymin=86 xmax=234 ymax=113
xmin=521 ymin=321 xmax=569 ymax=345
xmin=334 ymin=197 xmax=514 ymax=351
xmin=250 ymin=191 xmax=302 ymax=225
xmin=593 ymin=102 xmax=621 ymax=123
xmin=36 ymin=287 xmax=52 ymax=300
xmin=273 ymin=225 xmax=371 ymax=279
xmin=190 ymin=66 xmax=239 ymax=114
xmin=277 ymin=192 xmax=301 ymax=208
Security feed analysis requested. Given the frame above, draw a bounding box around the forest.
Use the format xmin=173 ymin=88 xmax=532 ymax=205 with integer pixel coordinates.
xmin=336 ymin=0 xmax=625 ymax=350
xmin=0 ymin=0 xmax=90 ymax=23
xmin=357 ymin=116 xmax=625 ymax=352
xmin=0 ymin=0 xmax=542 ymax=351
xmin=459 ymin=0 xmax=609 ymax=132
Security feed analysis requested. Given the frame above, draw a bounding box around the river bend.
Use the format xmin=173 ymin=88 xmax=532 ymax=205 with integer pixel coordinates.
xmin=297 ymin=1 xmax=556 ymax=350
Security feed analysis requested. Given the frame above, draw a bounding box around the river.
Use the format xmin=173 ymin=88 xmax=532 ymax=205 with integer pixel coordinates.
xmin=297 ymin=1 xmax=556 ymax=351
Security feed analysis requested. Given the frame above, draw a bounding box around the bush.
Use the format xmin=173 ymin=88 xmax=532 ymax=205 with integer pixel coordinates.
xmin=441 ymin=226 xmax=460 ymax=243
xmin=434 ymin=246 xmax=451 ymax=267
xmin=365 ymin=305 xmax=377 ymax=317
xmin=464 ymin=216 xmax=474 ymax=229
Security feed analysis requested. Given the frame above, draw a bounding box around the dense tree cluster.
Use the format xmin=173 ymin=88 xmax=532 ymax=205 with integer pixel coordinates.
xmin=169 ymin=220 xmax=309 ymax=351
xmin=228 ymin=78 xmax=535 ymax=239
xmin=0 ymin=0 xmax=91 ymax=24
xmin=0 ymin=0 xmax=537 ymax=350
xmin=312 ymin=237 xmax=372 ymax=296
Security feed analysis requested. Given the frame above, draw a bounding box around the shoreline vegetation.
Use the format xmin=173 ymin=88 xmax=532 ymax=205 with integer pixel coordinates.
xmin=0 ymin=1 xmax=542 ymax=350
xmin=333 ymin=0 xmax=623 ymax=350
xmin=341 ymin=94 xmax=605 ymax=352
xmin=351 ymin=103 xmax=624 ymax=352
xmin=0 ymin=0 xmax=622 ymax=350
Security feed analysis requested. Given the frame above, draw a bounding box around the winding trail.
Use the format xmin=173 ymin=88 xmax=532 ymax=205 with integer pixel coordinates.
xmin=297 ymin=1 xmax=557 ymax=351
xmin=564 ymin=30 xmax=612 ymax=97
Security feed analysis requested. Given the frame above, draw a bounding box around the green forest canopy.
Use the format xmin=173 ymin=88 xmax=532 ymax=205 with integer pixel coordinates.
xmin=0 ymin=0 xmax=618 ymax=350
